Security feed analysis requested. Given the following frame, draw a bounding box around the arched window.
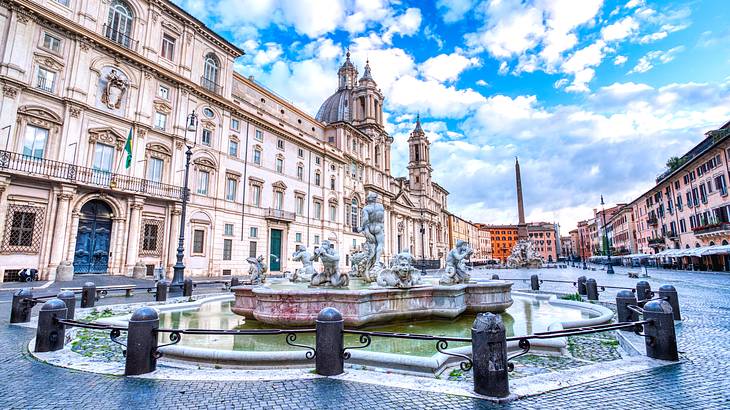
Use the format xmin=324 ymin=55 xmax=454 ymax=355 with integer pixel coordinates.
xmin=106 ymin=0 xmax=134 ymax=48
xmin=351 ymin=198 xmax=359 ymax=229
xmin=203 ymin=54 xmax=220 ymax=91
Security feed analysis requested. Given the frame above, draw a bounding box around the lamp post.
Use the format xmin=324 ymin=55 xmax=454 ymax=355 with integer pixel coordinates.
xmin=601 ymin=195 xmax=615 ymax=274
xmin=580 ymin=228 xmax=587 ymax=269
xmin=420 ymin=208 xmax=426 ymax=275
xmin=171 ymin=111 xmax=198 ymax=292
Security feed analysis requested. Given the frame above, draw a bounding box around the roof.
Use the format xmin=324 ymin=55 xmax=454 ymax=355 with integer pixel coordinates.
xmin=315 ymin=88 xmax=352 ymax=124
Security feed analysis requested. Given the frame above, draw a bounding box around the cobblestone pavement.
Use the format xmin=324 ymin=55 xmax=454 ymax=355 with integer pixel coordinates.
xmin=1 ymin=267 xmax=729 ymax=409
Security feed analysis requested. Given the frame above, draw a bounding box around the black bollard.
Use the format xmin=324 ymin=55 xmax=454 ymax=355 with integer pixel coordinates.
xmin=230 ymin=277 xmax=240 ymax=287
xmin=34 ymin=298 xmax=67 ymax=353
xmin=10 ymin=288 xmax=33 ymax=323
xmin=636 ymin=281 xmax=652 ymax=304
xmin=81 ymin=282 xmax=96 ymax=308
xmin=586 ymin=278 xmax=599 ymax=301
xmin=642 ymin=300 xmax=678 ymax=361
xmin=156 ymin=280 xmax=169 ymax=302
xmin=530 ymin=274 xmax=540 ymax=291
xmin=657 ymin=284 xmax=681 ymax=321
xmin=577 ymin=276 xmax=587 ymax=295
xmin=125 ymin=307 xmax=160 ymax=375
xmin=615 ymin=290 xmax=638 ymax=324
xmin=57 ymin=290 xmax=76 ymax=320
xmin=183 ymin=278 xmax=193 ymax=297
xmin=472 ymin=313 xmax=510 ymax=399
xmin=491 ymin=274 xmax=500 ymax=280
xmin=315 ymin=307 xmax=344 ymax=376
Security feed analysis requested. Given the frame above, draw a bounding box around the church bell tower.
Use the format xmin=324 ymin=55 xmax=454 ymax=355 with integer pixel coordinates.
xmin=407 ymin=115 xmax=432 ymax=193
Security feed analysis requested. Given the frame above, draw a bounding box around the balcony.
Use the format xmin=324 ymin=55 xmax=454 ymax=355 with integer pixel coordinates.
xmin=0 ymin=150 xmax=183 ymax=200
xmin=264 ymin=208 xmax=296 ymax=222
xmin=200 ymin=76 xmax=222 ymax=95
xmin=647 ymin=216 xmax=658 ymax=226
xmin=36 ymin=76 xmax=54 ymax=93
xmin=692 ymin=222 xmax=730 ymax=238
xmin=648 ymin=237 xmax=665 ymax=247
xmin=103 ymin=24 xmax=138 ymax=51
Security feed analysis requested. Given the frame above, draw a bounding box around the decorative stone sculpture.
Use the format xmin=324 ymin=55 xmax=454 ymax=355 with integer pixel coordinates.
xmin=356 ymin=192 xmax=386 ymax=280
xmin=349 ymin=242 xmax=375 ymax=282
xmin=311 ymin=240 xmax=349 ymax=287
xmin=506 ymin=240 xmax=543 ymax=269
xmin=376 ymin=251 xmax=422 ymax=288
xmin=246 ymin=255 xmax=267 ymax=285
xmin=289 ymin=246 xmax=315 ymax=283
xmin=55 ymin=260 xmax=74 ymax=282
xmin=132 ymin=261 xmax=146 ymax=279
xmin=101 ymin=69 xmax=129 ymax=110
xmin=439 ymin=240 xmax=474 ymax=285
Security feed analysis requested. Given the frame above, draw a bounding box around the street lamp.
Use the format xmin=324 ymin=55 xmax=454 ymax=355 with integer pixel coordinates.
xmin=580 ymin=228 xmax=588 ymax=270
xmin=419 ymin=208 xmax=426 ymax=275
xmin=171 ymin=111 xmax=198 ymax=292
xmin=601 ymin=195 xmax=615 ymax=274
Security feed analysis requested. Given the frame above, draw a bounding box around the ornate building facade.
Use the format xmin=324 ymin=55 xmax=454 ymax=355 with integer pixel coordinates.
xmin=0 ymin=0 xmax=450 ymax=282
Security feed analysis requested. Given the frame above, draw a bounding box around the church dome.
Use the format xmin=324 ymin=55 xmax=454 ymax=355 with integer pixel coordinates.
xmin=315 ymin=88 xmax=352 ymax=123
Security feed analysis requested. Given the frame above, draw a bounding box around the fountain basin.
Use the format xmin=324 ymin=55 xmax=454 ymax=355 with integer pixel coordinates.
xmin=232 ymin=280 xmax=513 ymax=326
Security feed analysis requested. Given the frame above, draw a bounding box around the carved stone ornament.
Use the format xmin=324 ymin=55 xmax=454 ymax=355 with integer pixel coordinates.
xmin=200 ymin=119 xmax=216 ymax=131
xmin=69 ymin=106 xmax=82 ymax=118
xmin=79 ymin=42 xmax=91 ymax=52
xmin=16 ymin=13 xmax=30 ymax=24
xmin=3 ymin=86 xmax=18 ymax=99
xmin=88 ymin=127 xmax=126 ymax=151
xmin=101 ymin=69 xmax=129 ymax=110
xmin=153 ymin=99 xmax=172 ymax=114
xmin=161 ymin=20 xmax=181 ymax=34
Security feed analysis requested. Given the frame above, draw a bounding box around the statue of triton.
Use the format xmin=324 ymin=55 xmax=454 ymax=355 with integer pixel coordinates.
xmin=357 ymin=192 xmax=386 ymax=279
xmin=439 ymin=240 xmax=474 ymax=285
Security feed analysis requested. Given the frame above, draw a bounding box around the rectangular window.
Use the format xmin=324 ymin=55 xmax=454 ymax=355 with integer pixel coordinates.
xmin=202 ymin=129 xmax=212 ymax=146
xmin=224 ymin=223 xmax=234 ymax=236
xmin=314 ymin=234 xmax=320 ymax=245
xmin=255 ymin=129 xmax=263 ymax=141
xmin=330 ymin=178 xmax=335 ymax=190
xmin=693 ymin=187 xmax=700 ymax=206
xmin=298 ymin=148 xmax=304 ymax=158
xmin=92 ymin=143 xmax=115 ymax=172
xmin=42 ymin=32 xmax=62 ymax=53
xmin=676 ymin=195 xmax=682 ymax=211
xmin=315 ymin=156 xmax=321 ymax=165
xmin=22 ymin=125 xmax=48 ymax=159
xmin=253 ymin=149 xmax=262 ymax=165
xmin=229 ymin=139 xmax=238 ymax=157
xmin=147 ymin=157 xmax=164 ymax=183
xmin=251 ymin=185 xmax=261 ymax=206
xmin=297 ymin=165 xmax=303 ymax=180
xmin=276 ymin=158 xmax=283 ymax=173
xmin=158 ymin=85 xmax=169 ymax=100
xmin=700 ymin=184 xmax=708 ymax=203
xmin=277 ymin=139 xmax=285 ymax=150
xmin=296 ymin=196 xmax=304 ymax=216
xmin=231 ymin=118 xmax=240 ymax=131
xmin=274 ymin=191 xmax=283 ymax=210
xmin=249 ymin=241 xmax=257 ymax=257
xmin=314 ymin=202 xmax=322 ymax=219
xmin=250 ymin=227 xmax=258 ymax=238
xmin=708 ymin=180 xmax=714 ymax=193
xmin=295 ymin=232 xmax=302 ymax=242
xmin=197 ymin=171 xmax=209 ymax=195
xmin=161 ymin=34 xmax=176 ymax=60
xmin=192 ymin=229 xmax=204 ymax=254
xmin=717 ymin=174 xmax=728 ymax=195
xmin=9 ymin=212 xmax=35 ymax=247
xmin=226 ymin=178 xmax=237 ymax=201
xmin=154 ymin=112 xmax=167 ymax=130
xmin=142 ymin=223 xmax=158 ymax=251
xmin=315 ymin=173 xmax=321 ymax=186
xmin=54 ymin=0 xmax=70 ymax=6
xmin=223 ymin=239 xmax=232 ymax=260
xmin=36 ymin=67 xmax=56 ymax=93
xmin=329 ymin=205 xmax=336 ymax=222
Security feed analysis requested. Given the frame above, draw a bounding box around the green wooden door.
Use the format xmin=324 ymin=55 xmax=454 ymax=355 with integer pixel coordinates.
xmin=270 ymin=229 xmax=282 ymax=271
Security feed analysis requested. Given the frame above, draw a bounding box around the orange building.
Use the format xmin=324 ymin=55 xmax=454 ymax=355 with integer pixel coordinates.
xmin=486 ymin=225 xmax=518 ymax=262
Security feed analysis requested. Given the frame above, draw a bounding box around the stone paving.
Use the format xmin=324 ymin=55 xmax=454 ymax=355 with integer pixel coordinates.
xmin=1 ymin=266 xmax=729 ymax=409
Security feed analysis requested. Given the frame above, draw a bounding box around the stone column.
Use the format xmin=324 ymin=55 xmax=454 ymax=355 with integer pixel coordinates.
xmin=125 ymin=196 xmax=145 ymax=273
xmin=48 ymin=185 xmax=76 ymax=279
xmin=167 ymin=205 xmax=181 ymax=275
xmin=0 ymin=174 xmax=10 ymax=283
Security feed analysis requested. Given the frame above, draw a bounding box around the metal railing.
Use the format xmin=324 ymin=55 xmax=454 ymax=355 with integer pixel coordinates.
xmin=36 ymin=76 xmax=54 ymax=93
xmin=0 ymin=150 xmax=184 ymax=200
xmin=200 ymin=76 xmax=222 ymax=95
xmin=103 ymin=24 xmax=138 ymax=51
xmin=264 ymin=208 xmax=296 ymax=222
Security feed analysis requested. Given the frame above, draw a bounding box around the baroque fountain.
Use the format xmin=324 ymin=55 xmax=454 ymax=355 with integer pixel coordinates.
xmin=231 ymin=193 xmax=514 ymax=326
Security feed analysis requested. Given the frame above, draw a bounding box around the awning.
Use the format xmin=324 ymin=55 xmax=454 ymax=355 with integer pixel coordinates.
xmin=651 ymin=245 xmax=730 ymax=258
xmin=621 ymin=253 xmax=652 ymax=259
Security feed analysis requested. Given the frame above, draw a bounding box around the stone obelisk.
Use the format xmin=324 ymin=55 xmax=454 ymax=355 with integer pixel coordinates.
xmin=515 ymin=157 xmax=528 ymax=240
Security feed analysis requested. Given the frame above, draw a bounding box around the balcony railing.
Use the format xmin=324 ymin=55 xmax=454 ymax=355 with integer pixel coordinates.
xmin=648 ymin=237 xmax=665 ymax=246
xmin=647 ymin=216 xmax=658 ymax=226
xmin=264 ymin=208 xmax=296 ymax=222
xmin=200 ymin=76 xmax=222 ymax=95
xmin=0 ymin=150 xmax=183 ymax=200
xmin=692 ymin=222 xmax=730 ymax=236
xmin=36 ymin=76 xmax=54 ymax=93
xmin=103 ymin=24 xmax=138 ymax=51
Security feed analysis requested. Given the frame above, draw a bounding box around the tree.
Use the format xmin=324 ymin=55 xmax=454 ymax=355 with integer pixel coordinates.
xmin=666 ymin=156 xmax=687 ymax=172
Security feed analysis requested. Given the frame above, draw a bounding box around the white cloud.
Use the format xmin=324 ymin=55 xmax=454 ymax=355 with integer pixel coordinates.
xmin=498 ymin=61 xmax=509 ymax=75
xmin=252 ymin=42 xmax=283 ymax=66
xmin=436 ymin=0 xmax=478 ymax=23
xmin=613 ymin=55 xmax=628 ymax=65
xmin=561 ymin=40 xmax=607 ymax=92
xmin=625 ymin=0 xmax=644 ymax=9
xmin=382 ymin=8 xmax=423 ymax=44
xmin=420 ymin=53 xmax=480 ymax=82
xmin=388 ymin=76 xmax=487 ymax=118
xmin=476 ymin=79 xmax=489 ymax=86
xmin=628 ymin=46 xmax=684 ymax=74
xmin=601 ymin=16 xmax=639 ymax=41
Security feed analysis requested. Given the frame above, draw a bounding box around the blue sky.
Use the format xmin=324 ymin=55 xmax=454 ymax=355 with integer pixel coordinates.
xmin=175 ymin=0 xmax=730 ymax=231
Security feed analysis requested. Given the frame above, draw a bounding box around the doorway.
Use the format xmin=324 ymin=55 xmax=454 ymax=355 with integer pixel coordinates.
xmin=73 ymin=200 xmax=113 ymax=274
xmin=270 ymin=229 xmax=282 ymax=272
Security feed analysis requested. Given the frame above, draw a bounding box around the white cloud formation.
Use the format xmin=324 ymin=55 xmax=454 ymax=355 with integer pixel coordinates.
xmin=613 ymin=55 xmax=628 ymax=65
xmin=628 ymin=46 xmax=684 ymax=74
xmin=382 ymin=8 xmax=423 ymax=44
xmin=420 ymin=52 xmax=480 ymax=82
xmin=561 ymin=40 xmax=607 ymax=92
xmin=476 ymin=79 xmax=489 ymax=86
xmin=601 ymin=16 xmax=639 ymax=41
xmin=436 ymin=0 xmax=478 ymax=23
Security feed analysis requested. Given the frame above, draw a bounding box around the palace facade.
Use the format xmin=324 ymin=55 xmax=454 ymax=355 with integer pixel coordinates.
xmin=0 ymin=0 xmax=450 ymax=282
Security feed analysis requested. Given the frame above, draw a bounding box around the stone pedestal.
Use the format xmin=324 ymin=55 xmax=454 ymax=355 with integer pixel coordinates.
xmin=55 ymin=260 xmax=74 ymax=282
xmin=132 ymin=261 xmax=146 ymax=279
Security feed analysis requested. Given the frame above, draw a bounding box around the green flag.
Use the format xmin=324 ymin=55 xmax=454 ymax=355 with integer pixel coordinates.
xmin=123 ymin=128 xmax=133 ymax=169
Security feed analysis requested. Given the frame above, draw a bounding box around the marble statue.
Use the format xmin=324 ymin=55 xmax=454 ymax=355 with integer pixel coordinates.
xmin=350 ymin=242 xmax=376 ymax=282
xmin=101 ymin=69 xmax=128 ymax=110
xmin=246 ymin=255 xmax=267 ymax=285
xmin=358 ymin=192 xmax=385 ymax=272
xmin=376 ymin=250 xmax=422 ymax=288
xmin=311 ymin=240 xmax=349 ymax=287
xmin=506 ymin=240 xmax=543 ymax=268
xmin=439 ymin=240 xmax=474 ymax=285
xmin=289 ymin=246 xmax=315 ymax=282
